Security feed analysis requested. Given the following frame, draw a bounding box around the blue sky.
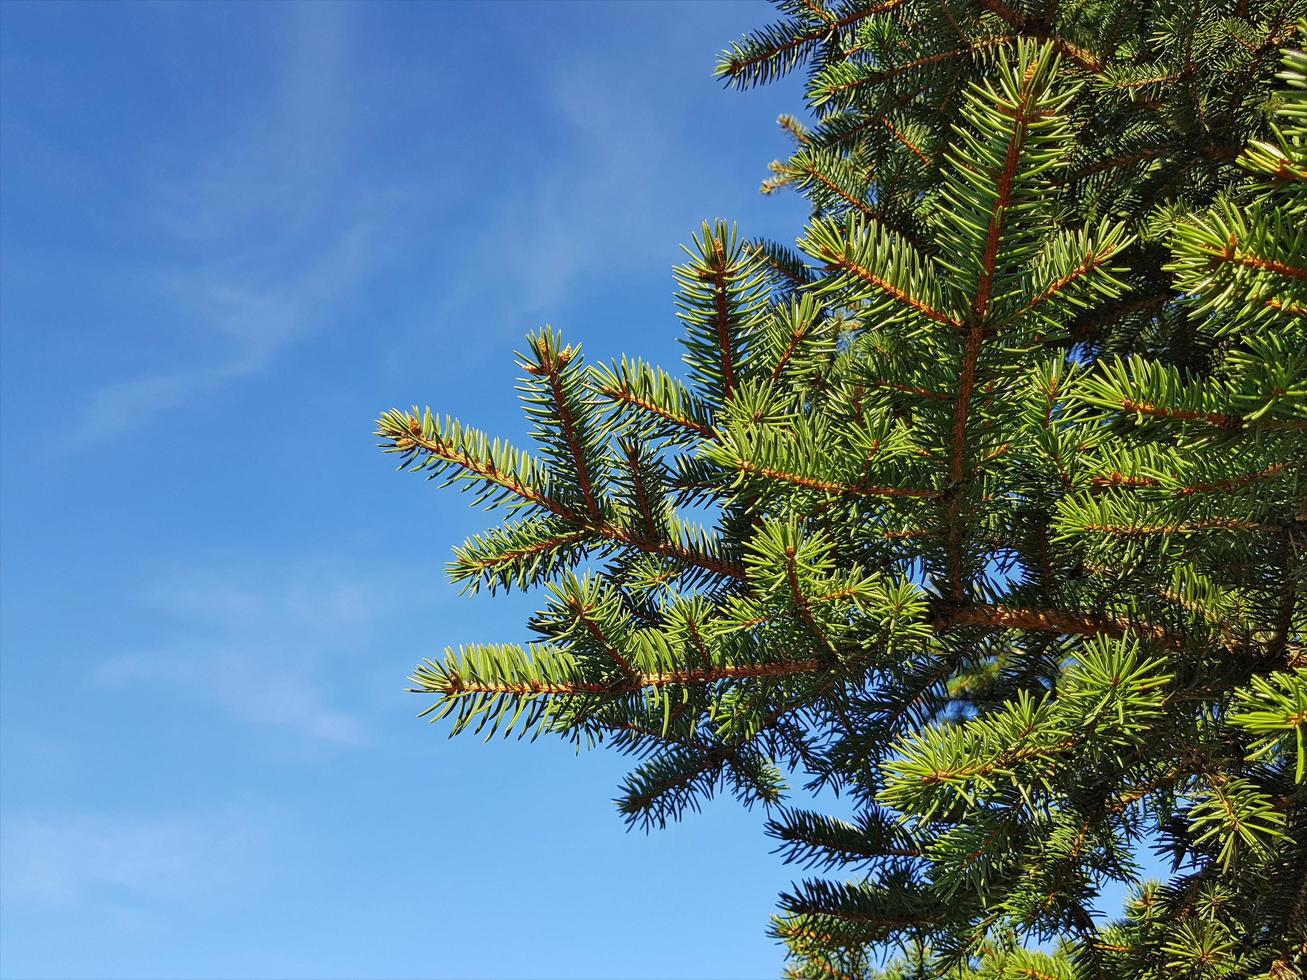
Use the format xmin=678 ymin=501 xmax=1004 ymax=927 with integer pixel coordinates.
xmin=0 ymin=2 xmax=827 ymax=977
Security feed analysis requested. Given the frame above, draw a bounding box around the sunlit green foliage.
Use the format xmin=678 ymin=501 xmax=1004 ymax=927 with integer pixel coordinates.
xmin=377 ymin=6 xmax=1305 ymax=976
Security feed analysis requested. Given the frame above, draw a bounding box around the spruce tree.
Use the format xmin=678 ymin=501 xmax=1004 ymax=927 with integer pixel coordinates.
xmin=376 ymin=4 xmax=1305 ymax=975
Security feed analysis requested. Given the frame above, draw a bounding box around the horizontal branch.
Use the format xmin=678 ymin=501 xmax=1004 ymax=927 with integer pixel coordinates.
xmin=1117 ymin=399 xmax=1243 ymax=430
xmin=936 ymin=603 xmax=1187 ymax=651
xmin=1018 ymin=246 xmax=1125 ymax=319
xmin=735 ymin=459 xmax=939 ymax=498
xmin=1082 ymin=517 xmax=1280 ymax=536
xmin=978 ymin=0 xmax=1107 ymax=72
xmin=434 ymin=658 xmax=825 ymax=697
xmin=593 ymin=380 xmax=717 ymax=439
xmin=719 ymin=0 xmax=906 ymax=78
xmin=1214 ymin=236 xmax=1307 ymax=281
xmin=1092 ymin=460 xmax=1300 ymax=496
xmin=403 ymin=427 xmax=746 ymax=579
xmin=863 ymin=377 xmax=952 ymax=401
xmin=834 ymin=255 xmax=964 ymax=329
xmin=461 ymin=529 xmax=594 ymax=570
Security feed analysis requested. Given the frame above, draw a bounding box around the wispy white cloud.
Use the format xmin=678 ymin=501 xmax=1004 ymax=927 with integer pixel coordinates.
xmin=0 ymin=808 xmax=269 ymax=907
xmin=101 ymin=646 xmax=369 ymax=745
xmin=430 ymin=53 xmax=698 ymax=333
xmin=75 ymin=222 xmax=373 ymax=442
xmin=71 ymin=3 xmax=379 ymax=444
xmin=96 ymin=559 xmax=407 ymax=745
xmin=147 ymin=2 xmax=355 ymax=244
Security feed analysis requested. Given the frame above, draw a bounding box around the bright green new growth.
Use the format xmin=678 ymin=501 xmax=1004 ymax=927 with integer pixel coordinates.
xmin=378 ymin=5 xmax=1306 ymax=977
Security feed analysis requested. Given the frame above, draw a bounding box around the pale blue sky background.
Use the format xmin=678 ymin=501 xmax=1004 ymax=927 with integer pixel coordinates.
xmin=0 ymin=2 xmax=826 ymax=977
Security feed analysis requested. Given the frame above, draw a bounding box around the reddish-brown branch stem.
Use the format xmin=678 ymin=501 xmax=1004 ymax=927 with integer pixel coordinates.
xmin=465 ymin=530 xmax=593 ymax=570
xmin=545 ymin=365 xmax=598 ymax=515
xmin=595 ymin=383 xmax=717 ymax=439
xmin=796 ymin=160 xmax=878 ymax=217
xmin=865 ymin=377 xmax=952 ymax=401
xmin=720 ymin=0 xmax=907 ymax=76
xmin=567 ymin=598 xmax=639 ymax=679
xmin=880 ymin=116 xmax=932 ymax=166
xmin=1118 ymin=399 xmax=1242 ymax=430
xmin=736 ymin=458 xmax=939 ymax=498
xmin=977 ymin=0 xmax=1107 ymax=71
xmin=819 ymin=253 xmax=963 ymax=328
xmin=1216 ymin=236 xmax=1307 ymax=280
xmin=772 ymin=326 xmax=812 ymax=379
xmin=1091 ymin=460 xmax=1300 ymax=495
xmin=785 ymin=547 xmax=835 ymax=652
xmin=706 ymin=236 xmax=738 ymax=399
xmin=1083 ymin=517 xmax=1280 ymax=536
xmin=937 ymin=603 xmax=1188 ymax=651
xmin=404 ymin=430 xmax=746 ymax=579
xmin=623 ymin=443 xmax=658 ymax=538
xmin=1018 ymin=248 xmax=1122 ymax=320
xmin=945 ymin=325 xmax=985 ymax=599
xmin=972 ymin=67 xmax=1036 ymax=319
xmin=440 ymin=658 xmax=824 ymax=697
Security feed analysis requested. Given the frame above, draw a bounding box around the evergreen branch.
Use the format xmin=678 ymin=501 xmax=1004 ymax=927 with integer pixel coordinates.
xmin=1078 ymin=516 xmax=1280 ymax=536
xmin=525 ymin=335 xmax=598 ymax=514
xmin=776 ymin=878 xmax=939 ymax=940
xmin=862 ymin=378 xmax=952 ymax=401
xmin=937 ymin=603 xmax=1188 ymax=651
xmin=970 ymin=50 xmax=1046 ymax=320
xmin=734 ymin=459 xmax=939 ymax=498
xmin=618 ymin=439 xmax=660 ymax=538
xmin=976 ymin=0 xmax=1107 ymax=72
xmin=1106 ymin=765 xmax=1191 ymax=815
xmin=786 ymin=545 xmax=838 ymax=653
xmin=676 ymin=221 xmax=770 ymax=406
xmin=457 ymin=529 xmax=594 ymax=570
xmin=1229 ymin=670 xmax=1307 ymax=779
xmin=422 ymin=658 xmax=825 ymax=698
xmin=1193 ymin=227 xmax=1307 ymax=281
xmin=382 ymin=16 xmax=1307 ymax=972
xmin=771 ymin=322 xmax=814 ymax=380
xmin=379 ymin=412 xmax=566 ymax=513
xmin=1069 ymin=141 xmax=1241 ymax=180
xmin=814 ymin=36 xmax=1014 ymax=95
xmin=708 ymin=237 xmax=740 ymax=398
xmin=385 ymin=421 xmax=745 ymax=579
xmin=882 ymin=645 xmax=1173 ymax=816
xmin=591 ymin=359 xmax=718 ymax=440
xmin=451 ymin=520 xmax=597 ymax=594
xmin=945 ymin=324 xmax=984 ymax=600
xmin=563 ymin=594 xmax=640 ymax=680
xmin=790 ymin=154 xmax=878 ymax=217
xmin=767 ymin=808 xmax=925 ymax=869
xmin=1091 ymin=460 xmax=1301 ymax=496
xmin=620 ymin=680 xmax=832 ymax=829
xmin=880 ymin=116 xmax=932 ymax=166
xmin=1078 ymin=357 xmax=1307 ymax=432
xmin=624 ymin=526 xmax=746 ymax=580
xmin=801 ymin=216 xmax=963 ymax=328
xmin=615 ymin=746 xmax=734 ymax=825
xmin=746 ymin=238 xmax=816 ymax=291
xmin=1016 ymin=240 xmax=1130 ymax=322
xmin=716 ymin=1 xmax=907 ymax=87
xmin=1115 ymin=399 xmax=1244 ymax=429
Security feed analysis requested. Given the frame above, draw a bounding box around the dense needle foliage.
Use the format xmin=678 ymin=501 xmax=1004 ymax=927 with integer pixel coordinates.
xmin=377 ymin=2 xmax=1305 ymax=975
